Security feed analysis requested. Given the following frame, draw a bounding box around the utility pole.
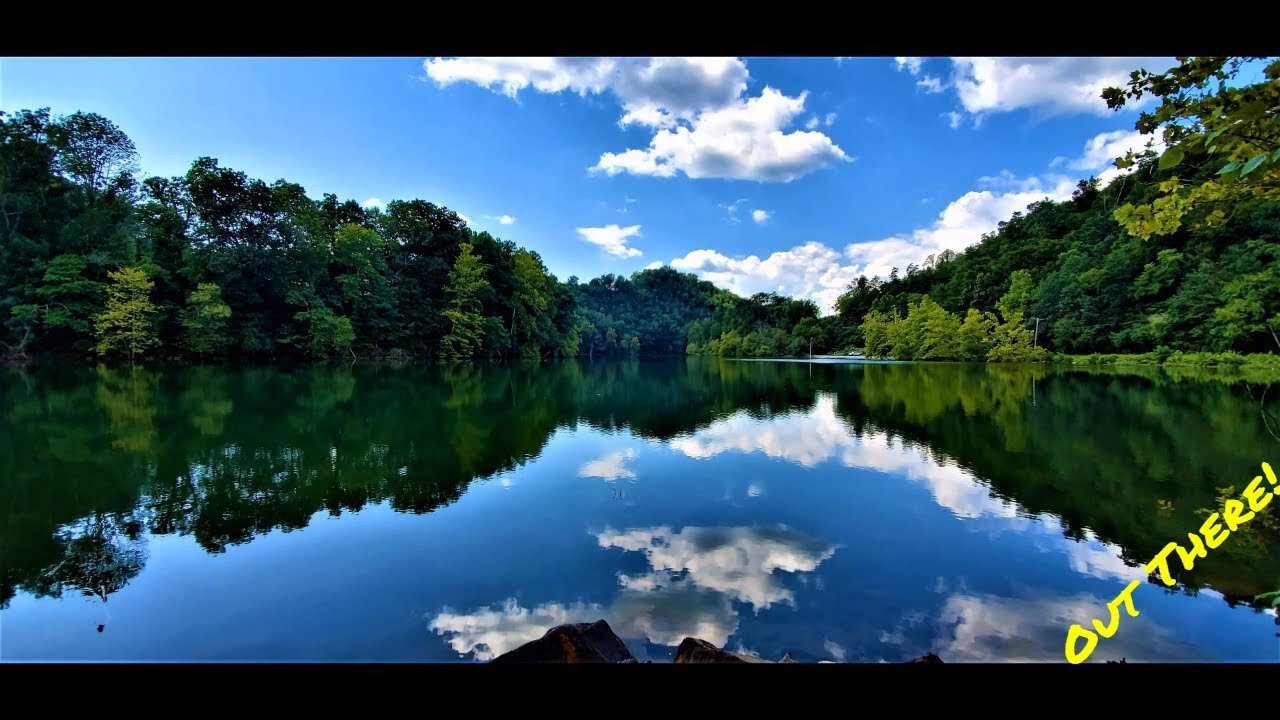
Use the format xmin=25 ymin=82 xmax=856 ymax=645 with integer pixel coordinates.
xmin=809 ymin=339 xmax=813 ymax=359
xmin=1033 ymin=317 xmax=1040 ymax=348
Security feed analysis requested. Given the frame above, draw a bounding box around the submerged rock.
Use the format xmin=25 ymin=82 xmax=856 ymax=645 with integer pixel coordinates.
xmin=489 ymin=619 xmax=637 ymax=663
xmin=488 ymin=619 xmax=945 ymax=663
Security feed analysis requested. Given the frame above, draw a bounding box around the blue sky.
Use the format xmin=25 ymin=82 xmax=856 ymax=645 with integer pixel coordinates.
xmin=0 ymin=56 xmax=1173 ymax=312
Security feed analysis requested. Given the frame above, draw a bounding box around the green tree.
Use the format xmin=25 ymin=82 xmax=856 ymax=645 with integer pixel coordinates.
xmin=332 ymin=223 xmax=397 ymax=350
xmin=957 ymin=308 xmax=995 ymax=360
xmin=93 ymin=267 xmax=158 ymax=361
xmin=1105 ymin=57 xmax=1280 ymax=240
xmin=987 ymin=311 xmax=1047 ymax=362
xmin=181 ymin=282 xmax=231 ymax=356
xmin=440 ymin=242 xmax=490 ymax=359
xmin=510 ymin=249 xmax=551 ymax=358
xmin=917 ymin=296 xmax=962 ymax=360
xmin=996 ymin=270 xmax=1036 ymax=320
xmin=293 ymin=305 xmax=355 ymax=358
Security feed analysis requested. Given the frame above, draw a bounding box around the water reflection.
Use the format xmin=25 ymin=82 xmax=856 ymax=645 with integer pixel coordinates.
xmin=598 ymin=525 xmax=837 ymax=611
xmin=930 ymin=592 xmax=1201 ymax=662
xmin=429 ymin=599 xmax=604 ymax=661
xmin=2 ymin=358 xmax=1277 ymax=660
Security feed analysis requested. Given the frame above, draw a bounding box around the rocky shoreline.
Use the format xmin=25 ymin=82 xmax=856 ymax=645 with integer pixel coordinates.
xmin=489 ymin=619 xmax=945 ymax=664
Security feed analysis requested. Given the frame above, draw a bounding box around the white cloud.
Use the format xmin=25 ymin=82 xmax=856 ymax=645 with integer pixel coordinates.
xmin=751 ymin=209 xmax=771 ymax=225
xmin=593 ymin=87 xmax=850 ymax=182
xmin=577 ymin=224 xmax=642 ymax=258
xmin=932 ymin=592 xmax=1200 ymax=663
xmin=721 ymin=197 xmax=749 ymax=224
xmin=428 ymin=598 xmax=603 ymax=661
xmin=823 ymin=112 xmax=837 ymax=126
xmin=894 ymin=57 xmax=924 ymax=75
xmin=497 ymin=214 xmax=516 ymax=225
xmin=424 ymin=57 xmax=846 ymax=182
xmin=362 ymin=197 xmax=385 ymax=210
xmin=643 ymin=261 xmax=664 ymax=270
xmin=844 ymin=173 xmax=1077 ymax=279
xmin=917 ymin=76 xmax=943 ymax=93
xmin=949 ymin=57 xmax=1172 ymax=118
xmin=823 ymin=639 xmax=847 ymax=662
xmin=669 ymin=393 xmax=1019 ymax=520
xmin=579 ymin=448 xmax=637 ymax=481
xmin=457 ymin=212 xmax=472 ymax=225
xmin=598 ymin=524 xmax=837 ymax=612
xmin=894 ymin=57 xmax=945 ymax=93
xmin=423 ymin=57 xmax=748 ymax=127
xmin=1058 ymin=128 xmax=1163 ymax=187
xmin=944 ymin=111 xmax=963 ymax=129
xmin=669 ymin=242 xmax=860 ymax=315
xmin=896 ymin=57 xmax=1174 ymax=125
xmin=805 ymin=115 xmax=819 ymax=130
xmin=609 ymin=584 xmax=739 ymax=647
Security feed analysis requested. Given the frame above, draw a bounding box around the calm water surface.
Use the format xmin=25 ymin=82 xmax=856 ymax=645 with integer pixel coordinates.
xmin=2 ymin=359 xmax=1278 ymax=662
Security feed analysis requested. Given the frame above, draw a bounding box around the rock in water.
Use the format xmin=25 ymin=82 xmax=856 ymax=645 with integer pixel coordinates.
xmin=489 ymin=619 xmax=636 ymax=663
xmin=672 ymin=637 xmax=774 ymax=663
xmin=905 ymin=652 xmax=944 ymax=663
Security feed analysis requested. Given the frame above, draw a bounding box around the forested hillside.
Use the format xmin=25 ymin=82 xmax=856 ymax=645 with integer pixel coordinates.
xmin=3 ymin=58 xmax=1276 ymax=365
xmin=838 ymin=56 xmax=1280 ymax=361
xmin=0 ymin=108 xmax=829 ymax=362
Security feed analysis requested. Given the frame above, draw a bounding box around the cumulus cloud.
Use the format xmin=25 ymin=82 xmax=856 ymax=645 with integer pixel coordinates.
xmin=577 ymin=224 xmax=642 ymax=258
xmin=894 ymin=57 xmax=924 ymax=75
xmin=597 ymin=524 xmax=837 ymax=611
xmin=424 ymin=57 xmax=847 ymax=182
xmin=643 ymin=260 xmax=664 ymax=270
xmin=497 ymin=214 xmax=516 ymax=225
xmin=456 ymin=212 xmax=472 ymax=225
xmin=593 ymin=87 xmax=850 ymax=182
xmin=843 ymin=173 xmax=1077 ymax=279
xmin=932 ymin=592 xmax=1200 ymax=662
xmin=424 ymin=57 xmax=747 ymax=128
xmin=751 ymin=209 xmax=771 ymax=225
xmin=669 ymin=242 xmax=861 ymax=315
xmin=428 ymin=598 xmax=603 ymax=661
xmin=949 ymin=57 xmax=1172 ymax=117
xmin=362 ymin=197 xmax=385 ymax=210
xmin=1054 ymin=128 xmax=1163 ymax=187
xmin=609 ymin=583 xmax=739 ymax=647
xmin=579 ymin=448 xmax=637 ymax=481
xmin=917 ymin=75 xmax=944 ymax=93
xmin=670 ymin=393 xmax=1019 ymax=520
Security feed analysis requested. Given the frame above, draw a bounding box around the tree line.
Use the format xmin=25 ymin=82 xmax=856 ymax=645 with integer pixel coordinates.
xmin=837 ymin=56 xmax=1280 ymax=361
xmin=0 ymin=108 xmax=836 ymax=363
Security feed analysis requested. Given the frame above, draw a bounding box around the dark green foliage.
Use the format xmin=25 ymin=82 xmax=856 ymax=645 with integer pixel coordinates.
xmin=836 ymin=160 xmax=1280 ymax=357
xmin=1 ymin=107 xmax=835 ymax=362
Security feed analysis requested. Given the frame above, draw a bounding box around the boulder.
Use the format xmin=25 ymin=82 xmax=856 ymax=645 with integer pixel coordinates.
xmin=905 ymin=652 xmax=944 ymax=663
xmin=489 ymin=619 xmax=637 ymax=663
xmin=673 ymin=637 xmax=774 ymax=663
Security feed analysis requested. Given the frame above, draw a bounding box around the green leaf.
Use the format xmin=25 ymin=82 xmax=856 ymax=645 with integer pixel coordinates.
xmin=1240 ymin=154 xmax=1266 ymax=177
xmin=1158 ymin=146 xmax=1184 ymax=170
xmin=1205 ymin=128 xmax=1224 ymax=144
xmin=1217 ymin=161 xmax=1240 ymax=176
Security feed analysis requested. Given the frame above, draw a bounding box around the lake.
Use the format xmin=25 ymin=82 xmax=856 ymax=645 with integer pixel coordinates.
xmin=2 ymin=359 xmax=1278 ymax=662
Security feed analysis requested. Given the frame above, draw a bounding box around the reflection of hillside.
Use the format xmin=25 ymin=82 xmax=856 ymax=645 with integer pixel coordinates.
xmin=2 ymin=358 xmax=1276 ymax=613
xmin=0 ymin=359 xmax=822 ymax=605
xmin=831 ymin=362 xmax=1280 ymax=605
xmin=429 ymin=523 xmax=836 ymax=659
